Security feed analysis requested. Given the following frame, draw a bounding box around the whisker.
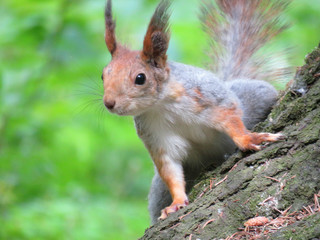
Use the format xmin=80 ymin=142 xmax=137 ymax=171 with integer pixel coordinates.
xmin=78 ymin=81 xmax=103 ymax=92
xmin=66 ymin=55 xmax=111 ymax=131
xmin=97 ymin=105 xmax=108 ymax=132
xmin=73 ymin=91 xmax=103 ymax=97
xmin=75 ymin=99 xmax=102 ymax=115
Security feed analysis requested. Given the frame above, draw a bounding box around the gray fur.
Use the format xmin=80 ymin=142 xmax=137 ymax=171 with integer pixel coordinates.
xmin=147 ymin=61 xmax=278 ymax=223
xmin=226 ymin=80 xmax=278 ymax=129
xmin=103 ymin=0 xmax=286 ymax=227
xmin=200 ymin=0 xmax=291 ymax=82
xmin=168 ymin=61 xmax=238 ymax=107
xmin=148 ymin=172 xmax=172 ymax=225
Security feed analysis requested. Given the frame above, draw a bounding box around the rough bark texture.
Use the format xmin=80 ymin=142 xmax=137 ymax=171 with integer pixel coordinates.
xmin=140 ymin=44 xmax=320 ymax=240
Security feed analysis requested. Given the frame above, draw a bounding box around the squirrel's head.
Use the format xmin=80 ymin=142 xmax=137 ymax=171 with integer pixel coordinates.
xmin=102 ymin=0 xmax=171 ymax=116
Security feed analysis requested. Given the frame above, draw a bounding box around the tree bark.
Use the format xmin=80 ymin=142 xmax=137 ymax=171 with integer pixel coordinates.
xmin=140 ymin=43 xmax=320 ymax=240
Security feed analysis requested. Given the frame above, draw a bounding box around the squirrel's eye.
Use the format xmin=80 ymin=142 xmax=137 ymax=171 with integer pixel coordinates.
xmin=135 ymin=73 xmax=146 ymax=85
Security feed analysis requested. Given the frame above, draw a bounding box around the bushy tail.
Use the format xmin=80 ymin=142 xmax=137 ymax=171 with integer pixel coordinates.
xmin=200 ymin=0 xmax=292 ymax=82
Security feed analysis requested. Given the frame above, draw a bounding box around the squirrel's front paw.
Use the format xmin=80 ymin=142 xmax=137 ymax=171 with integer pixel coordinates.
xmin=237 ymin=132 xmax=285 ymax=151
xmin=158 ymin=199 xmax=189 ymax=220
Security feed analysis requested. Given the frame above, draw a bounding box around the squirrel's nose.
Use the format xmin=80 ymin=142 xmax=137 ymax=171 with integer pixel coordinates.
xmin=104 ymin=100 xmax=116 ymax=110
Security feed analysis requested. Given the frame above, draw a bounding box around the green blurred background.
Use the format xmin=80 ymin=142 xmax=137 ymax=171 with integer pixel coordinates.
xmin=0 ymin=0 xmax=319 ymax=239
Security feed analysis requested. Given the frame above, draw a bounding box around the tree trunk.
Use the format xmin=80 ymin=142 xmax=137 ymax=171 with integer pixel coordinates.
xmin=140 ymin=43 xmax=320 ymax=240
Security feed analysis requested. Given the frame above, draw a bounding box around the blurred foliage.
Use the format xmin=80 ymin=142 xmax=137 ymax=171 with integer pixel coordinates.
xmin=0 ymin=0 xmax=319 ymax=239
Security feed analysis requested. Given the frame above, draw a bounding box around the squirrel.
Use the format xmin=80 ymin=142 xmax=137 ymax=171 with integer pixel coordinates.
xmin=102 ymin=0 xmax=290 ymax=224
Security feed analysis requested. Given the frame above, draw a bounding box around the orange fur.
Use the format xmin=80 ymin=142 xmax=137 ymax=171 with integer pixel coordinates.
xmin=215 ymin=107 xmax=249 ymax=148
xmin=192 ymin=87 xmax=210 ymax=113
xmin=103 ymin=48 xmax=139 ymax=96
xmin=215 ymin=107 xmax=281 ymax=151
xmin=105 ymin=0 xmax=117 ymax=55
xmin=141 ymin=0 xmax=170 ymax=68
xmin=193 ymin=87 xmax=203 ymax=98
xmin=146 ymin=146 xmax=187 ymax=206
xmin=103 ymin=0 xmax=282 ymax=223
xmin=168 ymin=82 xmax=186 ymax=100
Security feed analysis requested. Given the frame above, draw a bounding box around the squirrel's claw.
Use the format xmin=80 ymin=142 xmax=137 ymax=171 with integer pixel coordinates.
xmin=158 ymin=200 xmax=189 ymax=220
xmin=258 ymin=132 xmax=286 ymax=143
xmin=247 ymin=144 xmax=263 ymax=151
xmin=269 ymin=132 xmax=286 ymax=141
xmin=239 ymin=132 xmax=286 ymax=152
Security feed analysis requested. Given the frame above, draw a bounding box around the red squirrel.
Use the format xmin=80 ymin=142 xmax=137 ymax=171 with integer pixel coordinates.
xmin=101 ymin=0 xmax=288 ymax=224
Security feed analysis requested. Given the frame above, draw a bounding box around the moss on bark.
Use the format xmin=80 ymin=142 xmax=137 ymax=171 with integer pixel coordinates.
xmin=140 ymin=44 xmax=320 ymax=240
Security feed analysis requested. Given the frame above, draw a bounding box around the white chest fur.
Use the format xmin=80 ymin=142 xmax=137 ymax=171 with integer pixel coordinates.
xmin=134 ymin=100 xmax=236 ymax=169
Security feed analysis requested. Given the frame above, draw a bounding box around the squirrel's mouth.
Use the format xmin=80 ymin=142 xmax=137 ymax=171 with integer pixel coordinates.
xmin=107 ymin=106 xmax=132 ymax=116
xmin=105 ymin=100 xmax=151 ymax=117
xmin=112 ymin=107 xmax=148 ymax=117
xmin=114 ymin=110 xmax=129 ymax=116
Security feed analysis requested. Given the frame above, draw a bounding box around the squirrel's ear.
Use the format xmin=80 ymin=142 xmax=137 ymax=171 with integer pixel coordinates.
xmin=105 ymin=0 xmax=117 ymax=56
xmin=142 ymin=0 xmax=171 ymax=68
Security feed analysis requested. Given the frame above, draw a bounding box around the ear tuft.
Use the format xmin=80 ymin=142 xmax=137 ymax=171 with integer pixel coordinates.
xmin=142 ymin=0 xmax=171 ymax=67
xmin=105 ymin=0 xmax=117 ymax=55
